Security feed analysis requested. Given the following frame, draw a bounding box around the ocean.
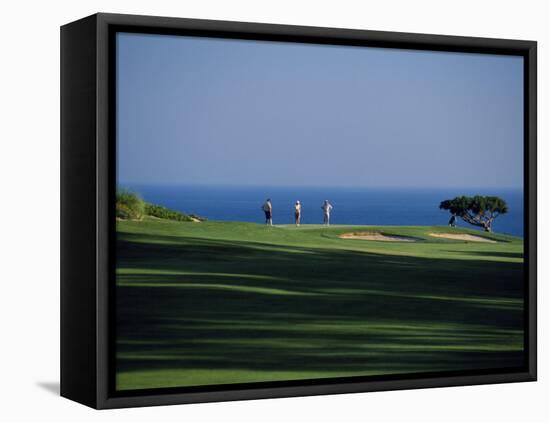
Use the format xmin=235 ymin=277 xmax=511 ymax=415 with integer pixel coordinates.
xmin=123 ymin=184 xmax=524 ymax=237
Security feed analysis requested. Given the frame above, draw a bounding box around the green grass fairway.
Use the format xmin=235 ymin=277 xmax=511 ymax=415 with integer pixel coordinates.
xmin=116 ymin=219 xmax=525 ymax=390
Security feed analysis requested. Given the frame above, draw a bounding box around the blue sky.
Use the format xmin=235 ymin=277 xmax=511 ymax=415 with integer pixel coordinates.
xmin=117 ymin=32 xmax=524 ymax=189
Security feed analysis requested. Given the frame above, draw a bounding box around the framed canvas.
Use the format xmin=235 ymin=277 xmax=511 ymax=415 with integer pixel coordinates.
xmin=60 ymin=13 xmax=537 ymax=409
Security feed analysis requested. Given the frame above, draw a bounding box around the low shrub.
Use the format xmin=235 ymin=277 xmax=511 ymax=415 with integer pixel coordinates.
xmin=116 ymin=190 xmax=145 ymax=220
xmin=145 ymin=203 xmax=197 ymax=222
xmin=116 ymin=189 xmax=206 ymax=222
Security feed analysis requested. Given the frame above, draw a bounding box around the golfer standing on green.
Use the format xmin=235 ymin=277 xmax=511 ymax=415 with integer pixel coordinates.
xmin=321 ymin=200 xmax=333 ymax=225
xmin=294 ymin=200 xmax=302 ymax=226
xmin=262 ymin=198 xmax=273 ymax=225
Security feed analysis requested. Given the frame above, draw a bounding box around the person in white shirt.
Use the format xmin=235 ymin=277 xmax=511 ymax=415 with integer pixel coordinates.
xmin=261 ymin=199 xmax=273 ymax=225
xmin=321 ymin=200 xmax=333 ymax=225
xmin=294 ymin=201 xmax=301 ymax=226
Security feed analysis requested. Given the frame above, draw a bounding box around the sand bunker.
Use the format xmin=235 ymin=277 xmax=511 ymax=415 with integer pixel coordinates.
xmin=339 ymin=232 xmax=417 ymax=242
xmin=429 ymin=233 xmax=496 ymax=243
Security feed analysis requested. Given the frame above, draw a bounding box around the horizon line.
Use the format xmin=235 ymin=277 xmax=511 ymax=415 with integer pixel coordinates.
xmin=117 ymin=182 xmax=524 ymax=191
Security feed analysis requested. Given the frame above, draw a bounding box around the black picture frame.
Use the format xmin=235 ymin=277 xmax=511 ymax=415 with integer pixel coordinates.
xmin=61 ymin=12 xmax=537 ymax=409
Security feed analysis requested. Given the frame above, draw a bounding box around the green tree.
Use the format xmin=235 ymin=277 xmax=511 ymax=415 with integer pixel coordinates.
xmin=439 ymin=195 xmax=508 ymax=232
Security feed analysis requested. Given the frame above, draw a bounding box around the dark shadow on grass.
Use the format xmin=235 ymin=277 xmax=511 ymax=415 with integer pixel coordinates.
xmin=115 ymin=231 xmax=525 ymax=384
xmin=445 ymin=250 xmax=523 ymax=259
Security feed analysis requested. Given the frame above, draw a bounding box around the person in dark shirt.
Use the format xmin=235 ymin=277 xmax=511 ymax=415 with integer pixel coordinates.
xmin=448 ymin=214 xmax=457 ymax=227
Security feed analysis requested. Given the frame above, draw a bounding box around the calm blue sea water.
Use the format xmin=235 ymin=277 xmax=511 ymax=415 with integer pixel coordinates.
xmin=124 ymin=185 xmax=524 ymax=237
